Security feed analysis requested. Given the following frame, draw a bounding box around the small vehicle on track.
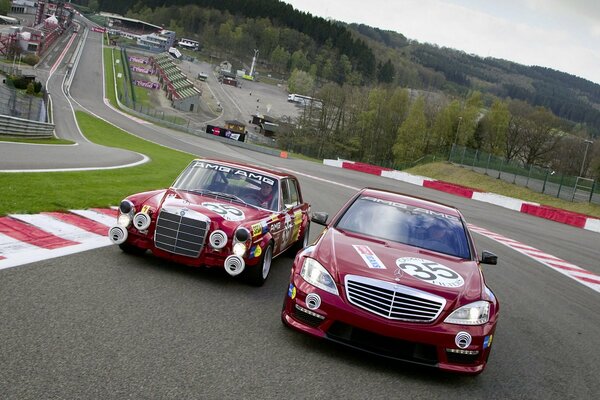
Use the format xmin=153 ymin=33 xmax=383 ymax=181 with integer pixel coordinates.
xmin=109 ymin=159 xmax=310 ymax=285
xmin=282 ymin=188 xmax=499 ymax=374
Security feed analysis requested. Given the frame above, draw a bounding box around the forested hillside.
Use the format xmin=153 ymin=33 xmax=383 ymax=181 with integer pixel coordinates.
xmin=348 ymin=24 xmax=600 ymax=138
xmin=76 ymin=0 xmax=599 ymax=176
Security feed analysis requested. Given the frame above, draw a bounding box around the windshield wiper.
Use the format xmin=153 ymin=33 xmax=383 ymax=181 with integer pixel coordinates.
xmin=188 ymin=189 xmax=249 ymax=206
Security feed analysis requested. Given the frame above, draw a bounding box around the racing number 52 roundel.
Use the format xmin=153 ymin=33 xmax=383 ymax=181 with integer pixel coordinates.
xmin=395 ymin=257 xmax=464 ymax=288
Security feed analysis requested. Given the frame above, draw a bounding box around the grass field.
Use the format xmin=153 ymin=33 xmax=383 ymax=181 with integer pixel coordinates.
xmin=0 ymin=112 xmax=195 ymax=215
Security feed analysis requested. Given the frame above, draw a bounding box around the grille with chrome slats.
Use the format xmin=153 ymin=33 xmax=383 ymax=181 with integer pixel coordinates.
xmin=154 ymin=209 xmax=209 ymax=257
xmin=345 ymin=275 xmax=446 ymax=322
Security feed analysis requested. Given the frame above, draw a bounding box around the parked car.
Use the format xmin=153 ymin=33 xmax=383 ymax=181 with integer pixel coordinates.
xmin=109 ymin=159 xmax=310 ymax=285
xmin=282 ymin=188 xmax=499 ymax=374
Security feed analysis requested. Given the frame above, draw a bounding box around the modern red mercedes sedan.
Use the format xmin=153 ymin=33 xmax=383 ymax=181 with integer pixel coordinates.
xmin=108 ymin=159 xmax=310 ymax=286
xmin=282 ymin=188 xmax=499 ymax=374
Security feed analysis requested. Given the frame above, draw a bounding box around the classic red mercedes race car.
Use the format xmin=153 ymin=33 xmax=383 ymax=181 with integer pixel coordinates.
xmin=108 ymin=159 xmax=310 ymax=286
xmin=282 ymin=188 xmax=499 ymax=374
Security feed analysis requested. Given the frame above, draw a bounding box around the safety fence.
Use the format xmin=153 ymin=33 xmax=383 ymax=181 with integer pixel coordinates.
xmin=449 ymin=145 xmax=599 ymax=205
xmin=0 ymin=78 xmax=47 ymax=123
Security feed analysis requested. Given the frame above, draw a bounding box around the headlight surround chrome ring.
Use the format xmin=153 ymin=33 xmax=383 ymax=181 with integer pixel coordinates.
xmin=224 ymin=255 xmax=245 ymax=276
xmin=209 ymin=229 xmax=228 ymax=249
xmin=133 ymin=212 xmax=151 ymax=231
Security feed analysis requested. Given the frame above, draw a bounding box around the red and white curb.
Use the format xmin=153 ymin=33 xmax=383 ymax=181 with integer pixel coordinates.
xmin=0 ymin=208 xmax=117 ymax=270
xmin=1 ymin=207 xmax=598 ymax=294
xmin=468 ymin=224 xmax=600 ymax=293
xmin=324 ymin=159 xmax=600 ymax=234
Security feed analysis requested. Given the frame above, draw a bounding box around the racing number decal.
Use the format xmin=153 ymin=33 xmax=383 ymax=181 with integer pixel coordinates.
xmin=395 ymin=257 xmax=464 ymax=287
xmin=201 ymin=203 xmax=245 ymax=221
xmin=281 ymin=214 xmax=293 ymax=245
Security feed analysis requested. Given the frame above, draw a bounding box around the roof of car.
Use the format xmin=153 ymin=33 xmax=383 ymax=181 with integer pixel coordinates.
xmin=196 ymin=158 xmax=293 ymax=179
xmin=359 ymin=187 xmax=462 ymax=217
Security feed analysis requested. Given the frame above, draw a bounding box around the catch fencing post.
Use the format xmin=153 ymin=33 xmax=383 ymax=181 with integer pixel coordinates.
xmin=556 ymin=174 xmax=564 ymax=198
xmin=542 ymin=168 xmax=550 ymax=194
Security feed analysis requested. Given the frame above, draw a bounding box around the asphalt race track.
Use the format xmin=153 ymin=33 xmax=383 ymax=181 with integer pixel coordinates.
xmin=0 ymin=21 xmax=598 ymax=400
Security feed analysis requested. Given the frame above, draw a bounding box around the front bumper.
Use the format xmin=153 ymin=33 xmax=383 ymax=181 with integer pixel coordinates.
xmin=123 ymin=229 xmax=262 ymax=269
xmin=282 ymin=273 xmax=497 ymax=374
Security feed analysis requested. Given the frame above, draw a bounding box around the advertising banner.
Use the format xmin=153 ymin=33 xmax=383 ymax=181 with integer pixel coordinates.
xmin=133 ymin=80 xmax=160 ymax=89
xmin=129 ymin=56 xmax=148 ymax=64
xmin=131 ymin=66 xmax=153 ymax=74
xmin=206 ymin=125 xmax=246 ymax=142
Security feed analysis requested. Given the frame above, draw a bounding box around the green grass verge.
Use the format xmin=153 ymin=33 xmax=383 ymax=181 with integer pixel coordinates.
xmin=407 ymin=162 xmax=600 ymax=218
xmin=104 ymin=47 xmax=116 ymax=104
xmin=0 ymin=111 xmax=195 ymax=216
xmin=133 ymin=84 xmax=150 ymax=106
xmin=0 ymin=137 xmax=75 ymax=145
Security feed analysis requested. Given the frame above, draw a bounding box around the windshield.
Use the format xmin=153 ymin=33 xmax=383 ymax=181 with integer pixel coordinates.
xmin=336 ymin=196 xmax=471 ymax=259
xmin=172 ymin=160 xmax=280 ymax=211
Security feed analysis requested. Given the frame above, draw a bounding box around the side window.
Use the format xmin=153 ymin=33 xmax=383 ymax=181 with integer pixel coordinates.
xmin=281 ymin=179 xmax=291 ymax=207
xmin=288 ymin=179 xmax=300 ymax=206
xmin=282 ymin=179 xmax=300 ymax=208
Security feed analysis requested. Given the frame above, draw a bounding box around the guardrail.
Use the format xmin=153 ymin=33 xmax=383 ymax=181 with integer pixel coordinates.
xmin=0 ymin=114 xmax=55 ymax=138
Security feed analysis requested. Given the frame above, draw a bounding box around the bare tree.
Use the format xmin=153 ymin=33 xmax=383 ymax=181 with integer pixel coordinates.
xmin=520 ymin=107 xmax=562 ymax=166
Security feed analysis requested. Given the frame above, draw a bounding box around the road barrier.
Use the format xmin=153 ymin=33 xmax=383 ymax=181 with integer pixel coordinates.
xmin=0 ymin=114 xmax=55 ymax=138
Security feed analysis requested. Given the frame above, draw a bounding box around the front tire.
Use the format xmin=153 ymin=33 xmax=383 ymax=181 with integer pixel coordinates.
xmin=245 ymin=242 xmax=273 ymax=286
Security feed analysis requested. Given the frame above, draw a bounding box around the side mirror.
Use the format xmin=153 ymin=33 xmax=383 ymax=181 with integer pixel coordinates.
xmin=311 ymin=212 xmax=329 ymax=225
xmin=480 ymin=251 xmax=498 ymax=265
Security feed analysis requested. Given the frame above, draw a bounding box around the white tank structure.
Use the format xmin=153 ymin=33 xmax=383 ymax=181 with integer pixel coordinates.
xmin=44 ymin=14 xmax=59 ymax=27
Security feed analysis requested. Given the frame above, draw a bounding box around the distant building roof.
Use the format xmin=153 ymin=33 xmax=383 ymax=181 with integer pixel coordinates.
xmin=100 ymin=12 xmax=162 ymax=31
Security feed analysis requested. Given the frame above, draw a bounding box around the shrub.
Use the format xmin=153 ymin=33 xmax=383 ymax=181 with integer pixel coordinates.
xmin=11 ymin=76 xmax=28 ymax=89
xmin=22 ymin=54 xmax=39 ymax=66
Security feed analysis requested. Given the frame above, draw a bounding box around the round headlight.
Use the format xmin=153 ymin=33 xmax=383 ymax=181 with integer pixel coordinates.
xmin=117 ymin=214 xmax=132 ymax=227
xmin=233 ymin=242 xmax=247 ymax=257
xmin=235 ymin=227 xmax=251 ymax=242
xmin=119 ymin=200 xmax=134 ymax=214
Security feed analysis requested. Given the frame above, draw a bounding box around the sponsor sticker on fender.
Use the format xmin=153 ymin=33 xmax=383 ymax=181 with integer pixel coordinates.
xmin=251 ymin=221 xmax=268 ymax=237
xmin=395 ymin=257 xmax=464 ymax=287
xmin=353 ymin=245 xmax=386 ymax=269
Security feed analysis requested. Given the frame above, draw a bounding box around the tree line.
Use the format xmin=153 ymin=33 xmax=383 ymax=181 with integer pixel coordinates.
xmin=278 ymin=85 xmax=599 ymax=178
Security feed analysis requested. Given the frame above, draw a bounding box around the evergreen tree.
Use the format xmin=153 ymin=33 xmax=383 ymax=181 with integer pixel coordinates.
xmin=377 ymin=59 xmax=395 ymax=84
